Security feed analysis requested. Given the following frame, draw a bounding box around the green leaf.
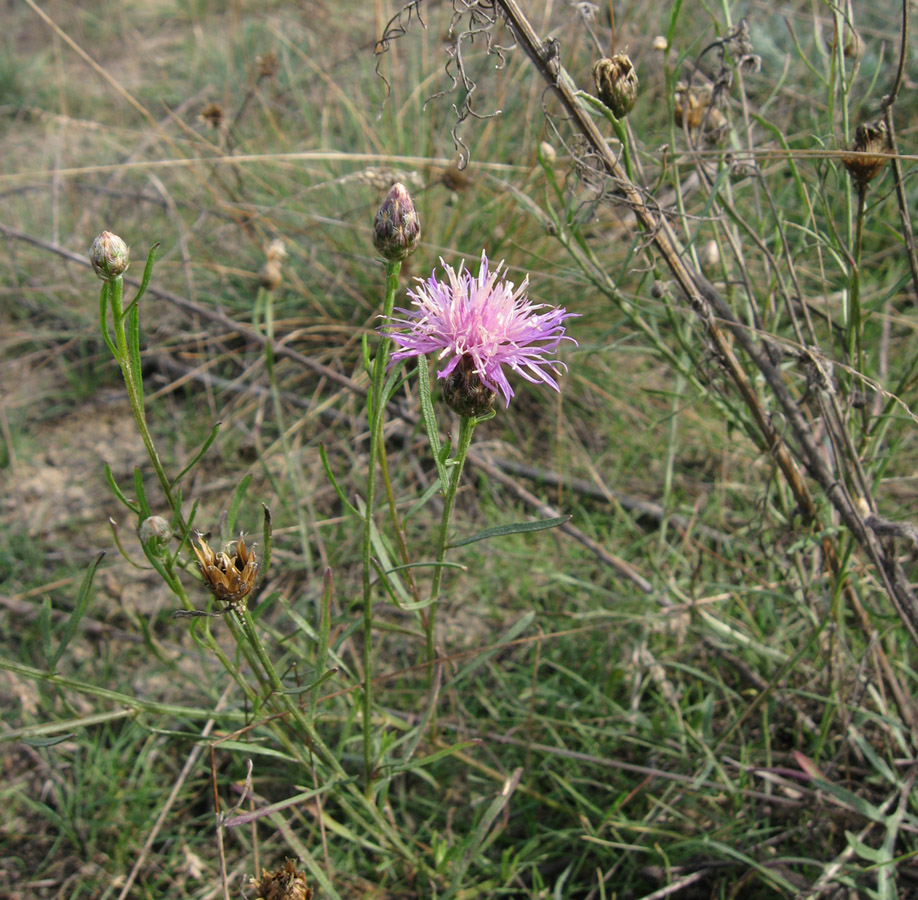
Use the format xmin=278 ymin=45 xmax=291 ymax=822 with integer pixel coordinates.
xmin=134 ymin=467 xmax=152 ymax=519
xmin=225 ymin=473 xmax=252 ymax=535
xmin=448 ymin=515 xmax=571 ymax=548
xmin=104 ymin=462 xmax=140 ymax=515
xmin=24 ymin=733 xmax=77 ymax=748
xmin=282 ymin=667 xmax=338 ymax=695
xmin=127 ymin=301 xmax=144 ymax=407
xmin=98 ymin=281 xmax=117 ymax=358
xmin=39 ymin=597 xmax=53 ymax=667
xmin=382 ymin=740 xmax=480 ymax=776
xmin=258 ymin=503 xmax=272 ymax=589
xmin=171 ymin=421 xmax=221 ymax=490
xmin=664 ymin=0 xmax=685 ymax=49
xmin=440 ymin=768 xmax=524 ymax=900
xmin=126 ymin=242 xmax=160 ymax=310
xmin=50 ymin=551 xmax=104 ymax=671
xmin=319 ymin=443 xmax=359 ymax=515
xmin=417 ymin=358 xmax=449 ymax=487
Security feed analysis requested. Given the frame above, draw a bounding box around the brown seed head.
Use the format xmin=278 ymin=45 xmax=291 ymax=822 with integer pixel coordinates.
xmin=256 ymin=51 xmax=280 ymax=79
xmin=373 ymin=182 xmax=421 ymax=261
xmin=592 ymin=53 xmax=639 ymax=118
xmin=842 ymin=120 xmax=889 ymax=190
xmin=90 ymin=231 xmax=130 ymax=281
xmin=443 ymin=353 xmax=497 ymax=418
xmin=192 ymin=532 xmax=258 ymax=608
xmin=250 ymin=859 xmax=313 ymax=900
xmin=259 ymin=239 xmax=288 ymax=290
xmin=200 ymin=102 xmax=225 ymax=129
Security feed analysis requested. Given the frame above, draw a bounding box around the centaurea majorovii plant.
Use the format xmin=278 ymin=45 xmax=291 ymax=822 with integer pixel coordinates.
xmin=383 ymin=251 xmax=577 ymax=669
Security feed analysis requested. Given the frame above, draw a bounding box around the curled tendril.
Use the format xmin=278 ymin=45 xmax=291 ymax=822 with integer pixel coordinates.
xmin=374 ymin=0 xmax=513 ymax=169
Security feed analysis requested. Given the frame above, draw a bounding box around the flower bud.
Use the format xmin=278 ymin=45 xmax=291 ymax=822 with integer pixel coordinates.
xmin=139 ymin=516 xmax=172 ymax=551
xmin=90 ymin=231 xmax=130 ymax=281
xmin=442 ymin=354 xmax=497 ymax=418
xmin=592 ymin=53 xmax=639 ymax=119
xmin=842 ymin=120 xmax=889 ymax=190
xmin=373 ymin=182 xmax=420 ymax=261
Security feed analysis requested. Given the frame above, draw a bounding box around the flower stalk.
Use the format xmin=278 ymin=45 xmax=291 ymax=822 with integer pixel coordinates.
xmin=361 ymin=183 xmax=420 ymax=787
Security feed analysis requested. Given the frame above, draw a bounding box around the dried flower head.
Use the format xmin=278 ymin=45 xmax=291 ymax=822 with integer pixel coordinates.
xmin=373 ymin=182 xmax=421 ymax=261
xmin=250 ymin=859 xmax=313 ymax=900
xmin=592 ymin=53 xmax=639 ymax=118
xmin=256 ymin=51 xmax=280 ymax=79
xmin=441 ymin=158 xmax=472 ymax=193
xmin=192 ymin=533 xmax=258 ymax=608
xmin=674 ymin=82 xmax=727 ymax=136
xmin=842 ymin=120 xmax=889 ymax=190
xmin=259 ymin=239 xmax=288 ymax=290
xmin=385 ymin=251 xmax=578 ymax=410
xmin=200 ymin=102 xmax=225 ymax=130
xmin=90 ymin=231 xmax=130 ymax=281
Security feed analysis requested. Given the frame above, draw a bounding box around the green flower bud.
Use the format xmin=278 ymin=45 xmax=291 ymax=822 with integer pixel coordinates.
xmin=139 ymin=516 xmax=172 ymax=552
xmin=592 ymin=53 xmax=639 ymax=119
xmin=90 ymin=231 xmax=130 ymax=281
xmin=373 ymin=182 xmax=420 ymax=261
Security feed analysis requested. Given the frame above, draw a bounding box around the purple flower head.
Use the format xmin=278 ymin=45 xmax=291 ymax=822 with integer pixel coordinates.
xmin=385 ymin=251 xmax=578 ymax=408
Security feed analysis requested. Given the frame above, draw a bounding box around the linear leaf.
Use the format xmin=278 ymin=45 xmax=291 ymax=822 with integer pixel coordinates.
xmin=448 ymin=515 xmax=571 ymax=548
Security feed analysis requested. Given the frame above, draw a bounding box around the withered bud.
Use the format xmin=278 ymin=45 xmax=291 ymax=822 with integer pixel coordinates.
xmin=442 ymin=354 xmax=497 ymax=419
xmin=373 ymin=182 xmax=420 ymax=261
xmin=674 ymin=83 xmax=727 ymax=136
xmin=842 ymin=120 xmax=889 ymax=190
xmin=441 ymin=158 xmax=472 ymax=193
xmin=256 ymin=51 xmax=280 ymax=79
xmin=200 ymin=102 xmax=225 ymax=130
xmin=139 ymin=516 xmax=172 ymax=550
xmin=592 ymin=53 xmax=639 ymax=118
xmin=250 ymin=859 xmax=313 ymax=900
xmin=90 ymin=231 xmax=130 ymax=281
xmin=192 ymin=532 xmax=258 ymax=608
xmin=259 ymin=239 xmax=288 ymax=290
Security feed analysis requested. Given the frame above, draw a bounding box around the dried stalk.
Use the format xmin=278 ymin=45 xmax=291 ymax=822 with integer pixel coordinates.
xmin=494 ymin=0 xmax=918 ymax=643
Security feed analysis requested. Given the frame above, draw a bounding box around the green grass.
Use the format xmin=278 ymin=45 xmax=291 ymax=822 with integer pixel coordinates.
xmin=3 ymin=0 xmax=918 ymax=898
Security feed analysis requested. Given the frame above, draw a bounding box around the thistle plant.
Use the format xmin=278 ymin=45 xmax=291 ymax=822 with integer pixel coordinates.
xmin=382 ymin=250 xmax=577 ymax=682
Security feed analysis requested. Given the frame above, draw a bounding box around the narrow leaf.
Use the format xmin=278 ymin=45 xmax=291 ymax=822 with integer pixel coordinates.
xmin=133 ymin=467 xmax=152 ymax=519
xmin=104 ymin=462 xmax=140 ymax=515
xmin=417 ymin=359 xmax=449 ymax=487
xmin=171 ymin=421 xmax=221 ymax=489
xmin=98 ymin=282 xmax=117 ymax=358
xmin=127 ymin=302 xmax=144 ymax=407
xmin=225 ymin=474 xmax=252 ymax=535
xmin=319 ymin=444 xmax=359 ymax=515
xmin=449 ymin=515 xmax=571 ymax=548
xmin=24 ymin=733 xmax=77 ymax=748
xmin=51 ymin=551 xmax=104 ymax=671
xmin=39 ymin=597 xmax=53 ymax=667
xmin=126 ymin=242 xmax=160 ymax=310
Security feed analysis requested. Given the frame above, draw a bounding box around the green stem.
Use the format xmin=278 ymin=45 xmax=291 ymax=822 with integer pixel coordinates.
xmin=361 ymin=259 xmax=401 ymax=788
xmin=426 ymin=414 xmax=478 ymax=669
xmin=107 ymin=276 xmax=180 ymax=518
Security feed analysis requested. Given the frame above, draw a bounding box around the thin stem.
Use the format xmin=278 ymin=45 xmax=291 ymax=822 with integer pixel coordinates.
xmin=361 ymin=259 xmax=401 ymax=788
xmin=107 ymin=274 xmax=180 ymax=518
xmin=426 ymin=414 xmax=477 ymax=669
